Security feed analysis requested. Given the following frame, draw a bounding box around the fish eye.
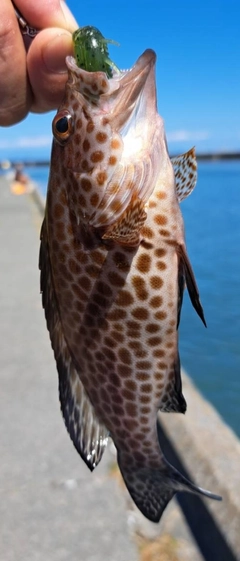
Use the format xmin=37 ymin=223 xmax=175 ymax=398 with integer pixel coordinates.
xmin=52 ymin=110 xmax=74 ymax=145
xmin=55 ymin=117 xmax=68 ymax=133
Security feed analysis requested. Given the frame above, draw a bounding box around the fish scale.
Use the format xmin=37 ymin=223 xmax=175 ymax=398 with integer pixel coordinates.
xmin=40 ymin=48 xmax=221 ymax=523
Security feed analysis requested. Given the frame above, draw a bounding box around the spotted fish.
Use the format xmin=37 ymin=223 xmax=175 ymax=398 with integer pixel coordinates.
xmin=40 ymin=49 xmax=221 ymax=522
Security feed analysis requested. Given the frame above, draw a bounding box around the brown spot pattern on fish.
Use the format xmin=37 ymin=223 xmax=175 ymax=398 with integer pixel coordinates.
xmin=40 ymin=49 xmax=221 ymax=524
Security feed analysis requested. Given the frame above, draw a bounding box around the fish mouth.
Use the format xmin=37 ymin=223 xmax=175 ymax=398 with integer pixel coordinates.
xmin=111 ymin=48 xmax=156 ymax=88
xmin=66 ymin=48 xmax=156 ymax=88
xmin=66 ymin=49 xmax=157 ymax=131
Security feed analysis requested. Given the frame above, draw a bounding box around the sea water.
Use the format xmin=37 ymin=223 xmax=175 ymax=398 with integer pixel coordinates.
xmin=28 ymin=161 xmax=240 ymax=436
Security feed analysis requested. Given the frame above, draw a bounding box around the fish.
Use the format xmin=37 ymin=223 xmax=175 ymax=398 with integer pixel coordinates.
xmin=39 ymin=48 xmax=221 ymax=523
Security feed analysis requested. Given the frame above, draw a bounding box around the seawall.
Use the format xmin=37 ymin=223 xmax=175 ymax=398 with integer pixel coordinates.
xmin=159 ymin=372 xmax=240 ymax=560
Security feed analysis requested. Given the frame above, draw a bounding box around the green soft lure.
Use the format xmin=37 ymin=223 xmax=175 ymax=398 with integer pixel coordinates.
xmin=72 ymin=26 xmax=119 ymax=78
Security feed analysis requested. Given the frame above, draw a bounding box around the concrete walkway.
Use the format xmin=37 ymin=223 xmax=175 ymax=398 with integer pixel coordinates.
xmin=0 ymin=176 xmax=138 ymax=561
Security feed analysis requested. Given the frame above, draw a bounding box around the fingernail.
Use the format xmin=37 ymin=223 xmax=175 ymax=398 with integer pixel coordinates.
xmin=43 ymin=32 xmax=73 ymax=73
xmin=60 ymin=0 xmax=79 ymax=31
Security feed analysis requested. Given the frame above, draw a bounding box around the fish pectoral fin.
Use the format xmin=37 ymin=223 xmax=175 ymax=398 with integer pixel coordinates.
xmin=177 ymin=244 xmax=207 ymax=327
xmin=171 ymin=147 xmax=197 ymax=202
xmin=102 ymin=197 xmax=147 ymax=247
xmin=39 ymin=218 xmax=108 ymax=471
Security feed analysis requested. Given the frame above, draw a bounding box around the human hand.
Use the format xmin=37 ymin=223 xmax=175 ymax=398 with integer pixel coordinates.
xmin=0 ymin=0 xmax=78 ymax=126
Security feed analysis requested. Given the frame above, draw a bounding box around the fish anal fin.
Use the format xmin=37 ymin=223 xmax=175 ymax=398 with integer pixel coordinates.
xmin=177 ymin=244 xmax=206 ymax=327
xmin=159 ymin=352 xmax=186 ymax=414
xmin=102 ymin=197 xmax=147 ymax=247
xmin=171 ymin=147 xmax=197 ymax=202
xmin=39 ymin=218 xmax=108 ymax=471
xmin=177 ymin=257 xmax=185 ymax=329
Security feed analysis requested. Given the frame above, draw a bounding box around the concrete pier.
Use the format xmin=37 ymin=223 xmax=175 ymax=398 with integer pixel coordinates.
xmin=0 ymin=175 xmax=239 ymax=561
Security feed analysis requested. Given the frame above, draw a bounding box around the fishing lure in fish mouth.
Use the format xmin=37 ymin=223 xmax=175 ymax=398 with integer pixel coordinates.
xmin=72 ymin=26 xmax=120 ymax=77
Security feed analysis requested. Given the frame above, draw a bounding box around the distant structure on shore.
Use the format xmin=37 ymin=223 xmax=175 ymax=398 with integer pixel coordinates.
xmin=1 ymin=152 xmax=240 ymax=170
xmin=195 ymin=151 xmax=240 ymax=161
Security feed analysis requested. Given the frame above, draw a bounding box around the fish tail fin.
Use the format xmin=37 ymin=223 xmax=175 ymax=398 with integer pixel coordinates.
xmin=117 ymin=453 xmax=222 ymax=523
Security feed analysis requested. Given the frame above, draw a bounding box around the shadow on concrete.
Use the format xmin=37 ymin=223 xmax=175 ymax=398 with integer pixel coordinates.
xmin=157 ymin=420 xmax=237 ymax=561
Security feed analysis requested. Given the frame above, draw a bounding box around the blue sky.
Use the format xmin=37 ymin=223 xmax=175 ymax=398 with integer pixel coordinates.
xmin=0 ymin=0 xmax=239 ymax=160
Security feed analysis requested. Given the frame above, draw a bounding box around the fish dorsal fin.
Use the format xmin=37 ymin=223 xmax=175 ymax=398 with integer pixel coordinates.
xmin=102 ymin=197 xmax=147 ymax=246
xmin=177 ymin=244 xmax=206 ymax=326
xmin=39 ymin=219 xmax=108 ymax=471
xmin=171 ymin=147 xmax=197 ymax=202
xmin=58 ymin=363 xmax=109 ymax=471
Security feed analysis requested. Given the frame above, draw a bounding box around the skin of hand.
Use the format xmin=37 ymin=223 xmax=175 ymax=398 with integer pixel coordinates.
xmin=0 ymin=0 xmax=78 ymax=126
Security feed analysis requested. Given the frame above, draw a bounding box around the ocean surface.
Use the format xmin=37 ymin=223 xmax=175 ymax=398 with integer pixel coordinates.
xmin=28 ymin=161 xmax=240 ymax=437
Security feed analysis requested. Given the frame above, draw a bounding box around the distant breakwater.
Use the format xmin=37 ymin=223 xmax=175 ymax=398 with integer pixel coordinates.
xmin=1 ymin=151 xmax=240 ymax=169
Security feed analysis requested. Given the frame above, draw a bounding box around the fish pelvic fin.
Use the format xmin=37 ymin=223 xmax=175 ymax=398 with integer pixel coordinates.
xmin=171 ymin=147 xmax=197 ymax=202
xmin=177 ymin=243 xmax=207 ymax=327
xmin=39 ymin=218 xmax=108 ymax=471
xmin=117 ymin=453 xmax=222 ymax=523
xmin=102 ymin=197 xmax=147 ymax=247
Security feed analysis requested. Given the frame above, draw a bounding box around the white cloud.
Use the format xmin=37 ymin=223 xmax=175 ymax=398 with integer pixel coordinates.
xmin=0 ymin=135 xmax=52 ymax=149
xmin=167 ymin=129 xmax=210 ymax=142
